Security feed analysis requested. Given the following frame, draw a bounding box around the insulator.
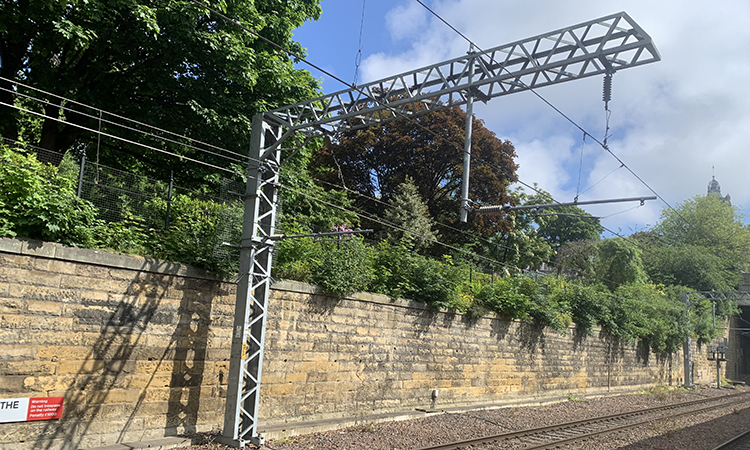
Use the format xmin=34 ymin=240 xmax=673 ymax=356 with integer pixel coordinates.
xmin=602 ymin=73 xmax=613 ymax=104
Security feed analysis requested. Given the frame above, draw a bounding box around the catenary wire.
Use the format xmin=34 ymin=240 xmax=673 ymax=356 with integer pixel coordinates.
xmin=412 ymin=0 xmax=680 ymax=214
xmin=0 ymin=76 xmax=251 ymax=162
xmin=353 ymin=0 xmax=367 ymax=85
xmin=0 ymin=100 xmax=237 ymax=174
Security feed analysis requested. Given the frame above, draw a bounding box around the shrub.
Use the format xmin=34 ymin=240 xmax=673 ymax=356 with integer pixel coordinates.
xmin=312 ymin=237 xmax=373 ymax=297
xmin=0 ymin=145 xmax=100 ymax=246
xmin=370 ymin=240 xmax=461 ymax=309
xmin=144 ymin=195 xmax=242 ymax=277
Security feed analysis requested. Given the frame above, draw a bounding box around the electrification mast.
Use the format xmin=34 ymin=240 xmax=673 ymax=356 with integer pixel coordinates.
xmin=220 ymin=12 xmax=661 ymax=447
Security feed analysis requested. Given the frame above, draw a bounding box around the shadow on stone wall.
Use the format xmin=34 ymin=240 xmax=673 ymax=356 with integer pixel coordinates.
xmin=305 ymin=294 xmax=341 ymax=315
xmin=165 ymin=278 xmax=214 ymax=436
xmin=31 ymin=261 xmax=214 ymax=450
xmin=515 ymin=322 xmax=546 ymax=366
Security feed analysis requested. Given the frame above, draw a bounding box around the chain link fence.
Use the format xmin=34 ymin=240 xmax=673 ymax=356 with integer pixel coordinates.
xmin=3 ymin=138 xmax=245 ymax=262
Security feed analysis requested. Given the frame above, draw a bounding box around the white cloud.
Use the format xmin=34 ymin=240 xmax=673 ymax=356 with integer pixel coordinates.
xmin=359 ymin=0 xmax=750 ymax=233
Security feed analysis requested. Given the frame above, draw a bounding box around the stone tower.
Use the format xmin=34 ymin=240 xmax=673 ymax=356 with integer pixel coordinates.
xmin=707 ymin=175 xmax=731 ymax=205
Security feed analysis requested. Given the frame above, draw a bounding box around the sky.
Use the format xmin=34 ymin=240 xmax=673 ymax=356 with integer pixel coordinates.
xmin=292 ymin=0 xmax=750 ymax=236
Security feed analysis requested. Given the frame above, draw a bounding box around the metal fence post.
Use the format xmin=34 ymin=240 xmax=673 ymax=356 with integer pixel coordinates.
xmin=77 ymin=151 xmax=86 ymax=198
xmin=165 ymin=170 xmax=174 ymax=230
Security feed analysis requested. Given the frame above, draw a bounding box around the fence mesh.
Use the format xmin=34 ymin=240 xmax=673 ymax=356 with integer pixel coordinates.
xmin=2 ymin=138 xmax=245 ymax=261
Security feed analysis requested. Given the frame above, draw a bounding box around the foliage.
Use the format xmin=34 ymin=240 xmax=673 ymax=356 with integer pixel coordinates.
xmin=370 ymin=240 xmax=462 ymax=309
xmin=644 ymin=244 xmax=731 ymax=291
xmin=383 ymin=177 xmax=437 ymax=249
xmin=144 ymin=195 xmax=242 ymax=277
xmin=648 ymin=194 xmax=750 ymax=290
xmin=523 ymin=188 xmax=603 ymax=247
xmin=554 ymin=240 xmax=598 ymax=280
xmin=312 ymin=103 xmax=518 ymax=249
xmin=612 ymin=283 xmax=683 ymax=353
xmin=311 ymin=237 xmax=373 ymax=298
xmin=595 ymin=238 xmax=647 ymax=290
xmin=0 ymin=0 xmax=322 ymax=186
xmin=0 ymin=145 xmax=100 ymax=245
xmin=490 ymin=187 xmax=554 ymax=271
xmin=277 ymin=137 xmax=358 ymax=233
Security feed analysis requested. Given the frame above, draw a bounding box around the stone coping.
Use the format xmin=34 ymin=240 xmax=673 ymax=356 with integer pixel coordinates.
xmin=0 ymin=237 xmax=219 ymax=281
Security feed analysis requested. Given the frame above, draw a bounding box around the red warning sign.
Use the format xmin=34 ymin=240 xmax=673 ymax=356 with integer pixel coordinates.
xmin=0 ymin=397 xmax=63 ymax=423
xmin=26 ymin=397 xmax=64 ymax=421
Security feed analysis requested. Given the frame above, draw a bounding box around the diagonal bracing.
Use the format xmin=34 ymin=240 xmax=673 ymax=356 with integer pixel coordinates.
xmin=221 ymin=11 xmax=660 ymax=447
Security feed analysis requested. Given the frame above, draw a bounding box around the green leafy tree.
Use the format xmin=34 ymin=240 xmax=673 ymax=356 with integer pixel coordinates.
xmin=522 ymin=188 xmax=603 ymax=248
xmin=595 ymin=238 xmax=647 ymax=290
xmin=276 ymin=137 xmax=358 ymax=234
xmin=491 ymin=188 xmax=559 ymax=272
xmin=646 ymin=195 xmax=750 ymax=290
xmin=554 ymin=240 xmax=598 ymax=280
xmin=0 ymin=0 xmax=321 ymax=182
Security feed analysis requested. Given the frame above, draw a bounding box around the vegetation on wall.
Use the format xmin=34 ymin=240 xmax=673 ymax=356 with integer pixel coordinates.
xmin=1 ymin=0 xmax=743 ymax=361
xmin=1 ymin=144 xmax=739 ymax=355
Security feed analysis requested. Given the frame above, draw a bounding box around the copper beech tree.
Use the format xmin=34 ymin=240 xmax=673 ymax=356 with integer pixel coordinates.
xmin=312 ymin=103 xmax=518 ymax=249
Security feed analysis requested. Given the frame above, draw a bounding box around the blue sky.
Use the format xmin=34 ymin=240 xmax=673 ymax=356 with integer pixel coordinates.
xmin=292 ymin=0 xmax=750 ymax=236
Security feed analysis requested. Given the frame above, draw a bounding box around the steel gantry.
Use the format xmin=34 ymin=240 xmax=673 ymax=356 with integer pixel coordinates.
xmin=219 ymin=12 xmax=660 ymax=447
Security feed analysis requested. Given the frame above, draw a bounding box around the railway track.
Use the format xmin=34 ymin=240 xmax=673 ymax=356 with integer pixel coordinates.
xmin=411 ymin=391 xmax=750 ymax=450
xmin=712 ymin=428 xmax=750 ymax=450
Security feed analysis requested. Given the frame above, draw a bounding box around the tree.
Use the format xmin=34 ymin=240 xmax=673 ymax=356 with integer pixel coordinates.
xmin=522 ymin=188 xmax=603 ymax=247
xmin=491 ymin=187 xmax=553 ymax=272
xmin=595 ymin=238 xmax=647 ymax=290
xmin=646 ymin=195 xmax=750 ymax=290
xmin=555 ymin=240 xmax=598 ymax=280
xmin=383 ymin=177 xmax=437 ymax=248
xmin=0 ymin=0 xmax=322 ymax=182
xmin=311 ymin=103 xmax=518 ymax=246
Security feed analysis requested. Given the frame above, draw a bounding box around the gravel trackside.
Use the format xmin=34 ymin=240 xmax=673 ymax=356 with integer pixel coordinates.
xmin=175 ymin=386 xmax=750 ymax=450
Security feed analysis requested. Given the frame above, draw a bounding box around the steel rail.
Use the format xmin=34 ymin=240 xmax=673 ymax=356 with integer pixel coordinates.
xmin=411 ymin=391 xmax=750 ymax=450
xmin=711 ymin=428 xmax=750 ymax=450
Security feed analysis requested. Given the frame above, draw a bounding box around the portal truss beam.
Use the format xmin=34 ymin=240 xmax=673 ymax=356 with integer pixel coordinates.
xmin=223 ymin=11 xmax=661 ymax=447
xmin=264 ymin=11 xmax=659 ymax=135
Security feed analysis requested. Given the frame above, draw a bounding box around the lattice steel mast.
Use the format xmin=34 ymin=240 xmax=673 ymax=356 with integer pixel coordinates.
xmin=220 ymin=12 xmax=660 ymax=447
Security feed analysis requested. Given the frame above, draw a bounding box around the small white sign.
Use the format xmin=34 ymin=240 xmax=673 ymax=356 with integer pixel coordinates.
xmin=0 ymin=398 xmax=29 ymax=424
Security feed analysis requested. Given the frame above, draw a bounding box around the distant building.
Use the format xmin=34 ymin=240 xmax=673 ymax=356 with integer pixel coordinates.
xmin=707 ymin=175 xmax=731 ymax=205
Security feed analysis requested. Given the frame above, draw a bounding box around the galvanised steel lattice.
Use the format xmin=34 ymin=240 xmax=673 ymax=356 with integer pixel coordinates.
xmin=222 ymin=11 xmax=660 ymax=447
xmin=263 ymin=11 xmax=660 ymax=135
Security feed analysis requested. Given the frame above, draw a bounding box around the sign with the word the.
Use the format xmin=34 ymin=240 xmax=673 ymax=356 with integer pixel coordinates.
xmin=0 ymin=397 xmax=64 ymax=423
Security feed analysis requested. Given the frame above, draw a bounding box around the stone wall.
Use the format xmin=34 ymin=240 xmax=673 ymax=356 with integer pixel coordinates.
xmin=260 ymin=283 xmax=682 ymax=428
xmin=0 ymin=237 xmax=715 ymax=449
xmin=0 ymin=238 xmax=235 ymax=450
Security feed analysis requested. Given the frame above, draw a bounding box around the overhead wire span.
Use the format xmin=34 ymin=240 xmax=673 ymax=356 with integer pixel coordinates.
xmin=413 ymin=0 xmax=680 ymax=219
xmin=277 ymin=181 xmax=522 ymax=271
xmin=353 ymin=0 xmax=367 ymax=86
xmin=574 ymin=132 xmax=586 ymax=202
xmin=0 ymin=76 xmax=251 ymax=163
xmin=0 ymin=99 xmax=237 ymax=174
